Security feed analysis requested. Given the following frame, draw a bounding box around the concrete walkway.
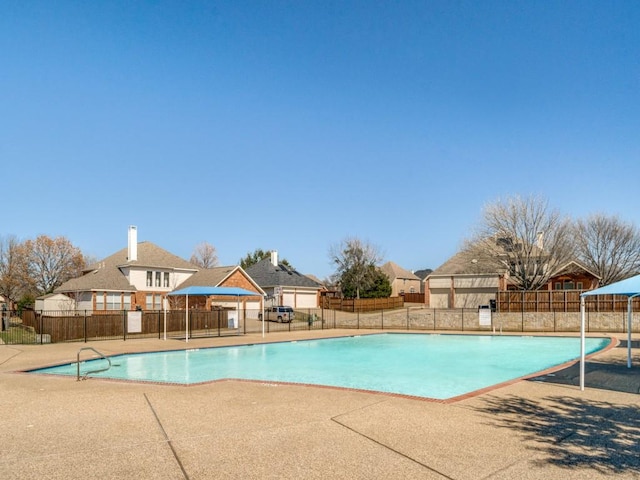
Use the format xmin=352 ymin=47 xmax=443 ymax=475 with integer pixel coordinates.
xmin=1 ymin=330 xmax=639 ymax=479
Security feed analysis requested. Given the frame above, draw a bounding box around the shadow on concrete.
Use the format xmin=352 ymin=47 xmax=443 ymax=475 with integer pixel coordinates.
xmin=475 ymin=394 xmax=640 ymax=474
xmin=529 ymin=343 xmax=640 ymax=395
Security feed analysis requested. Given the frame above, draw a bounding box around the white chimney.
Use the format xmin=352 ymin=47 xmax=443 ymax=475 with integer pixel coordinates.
xmin=536 ymin=231 xmax=544 ymax=250
xmin=271 ymin=250 xmax=278 ymax=267
xmin=128 ymin=225 xmax=138 ymax=261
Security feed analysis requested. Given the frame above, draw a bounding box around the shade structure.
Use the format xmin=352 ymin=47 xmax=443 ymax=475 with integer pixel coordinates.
xmin=168 ymin=286 xmax=261 ymax=297
xmin=579 ymin=274 xmax=640 ymax=390
xmin=167 ymin=286 xmax=263 ymax=342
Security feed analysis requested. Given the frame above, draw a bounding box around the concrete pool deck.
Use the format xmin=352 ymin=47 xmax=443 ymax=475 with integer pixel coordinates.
xmin=1 ymin=330 xmax=639 ymax=479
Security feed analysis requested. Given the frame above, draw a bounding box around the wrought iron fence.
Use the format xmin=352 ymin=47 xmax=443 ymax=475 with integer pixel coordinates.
xmin=2 ymin=306 xmax=638 ymax=345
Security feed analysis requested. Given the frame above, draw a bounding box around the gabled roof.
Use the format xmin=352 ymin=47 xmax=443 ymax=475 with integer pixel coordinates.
xmin=551 ymin=260 xmax=601 ymax=280
xmin=112 ymin=241 xmax=196 ymax=270
xmin=177 ymin=266 xmax=237 ymax=288
xmin=429 ymin=242 xmax=600 ymax=282
xmin=380 ymin=261 xmax=421 ymax=282
xmin=56 ymin=241 xmax=197 ymax=293
xmin=428 ymin=248 xmax=503 ymax=277
xmin=176 ymin=265 xmax=264 ymax=294
xmin=245 ymin=258 xmax=323 ymax=289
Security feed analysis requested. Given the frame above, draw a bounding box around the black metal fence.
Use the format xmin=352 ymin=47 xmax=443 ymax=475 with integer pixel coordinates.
xmin=0 ymin=308 xmax=337 ymax=344
xmin=1 ymin=306 xmax=639 ymax=345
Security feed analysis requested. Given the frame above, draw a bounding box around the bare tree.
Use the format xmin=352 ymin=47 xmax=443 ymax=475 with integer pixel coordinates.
xmin=0 ymin=235 xmax=27 ymax=306
xmin=573 ymin=214 xmax=640 ymax=286
xmin=468 ymin=195 xmax=574 ymax=290
xmin=21 ymin=235 xmax=86 ymax=295
xmin=329 ymin=237 xmax=384 ymax=299
xmin=190 ymin=242 xmax=219 ymax=268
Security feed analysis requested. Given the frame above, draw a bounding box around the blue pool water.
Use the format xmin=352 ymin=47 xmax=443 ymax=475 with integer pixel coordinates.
xmin=31 ymin=334 xmax=610 ymax=400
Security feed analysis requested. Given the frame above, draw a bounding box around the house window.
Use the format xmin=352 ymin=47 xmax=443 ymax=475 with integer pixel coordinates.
xmin=155 ymin=272 xmax=161 ymax=287
xmin=563 ymin=281 xmax=575 ymax=290
xmin=123 ymin=294 xmax=131 ymax=311
xmin=577 ymin=282 xmax=583 ymax=290
xmin=554 ymin=282 xmax=562 ymax=290
xmin=410 ymin=287 xmax=415 ymax=293
xmin=146 ymin=294 xmax=163 ymax=310
xmin=147 ymin=271 xmax=153 ymax=287
xmin=106 ymin=293 xmax=121 ymax=310
xmin=95 ymin=292 xmax=104 ymax=310
xmin=164 ymin=272 xmax=170 ymax=287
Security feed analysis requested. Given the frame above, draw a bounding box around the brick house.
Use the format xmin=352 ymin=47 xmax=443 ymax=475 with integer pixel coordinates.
xmin=55 ymin=226 xmax=263 ymax=313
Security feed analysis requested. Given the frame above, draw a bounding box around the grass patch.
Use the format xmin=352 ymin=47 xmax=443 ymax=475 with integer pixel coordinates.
xmin=0 ymin=325 xmax=38 ymax=344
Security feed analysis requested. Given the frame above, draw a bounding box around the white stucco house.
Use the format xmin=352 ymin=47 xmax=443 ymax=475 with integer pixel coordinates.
xmin=34 ymin=293 xmax=77 ymax=313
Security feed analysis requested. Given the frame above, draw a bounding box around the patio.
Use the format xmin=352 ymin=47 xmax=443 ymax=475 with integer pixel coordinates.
xmin=1 ymin=330 xmax=639 ymax=479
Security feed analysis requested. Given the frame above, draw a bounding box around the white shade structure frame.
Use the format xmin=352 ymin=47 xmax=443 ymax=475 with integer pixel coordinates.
xmin=579 ymin=274 xmax=640 ymax=391
xmin=167 ymin=286 xmax=264 ymax=342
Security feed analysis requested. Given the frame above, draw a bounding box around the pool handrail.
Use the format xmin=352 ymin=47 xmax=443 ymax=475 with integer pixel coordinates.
xmin=76 ymin=347 xmax=111 ymax=381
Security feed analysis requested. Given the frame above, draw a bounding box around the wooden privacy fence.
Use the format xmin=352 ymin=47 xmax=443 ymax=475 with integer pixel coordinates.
xmin=319 ymin=296 xmax=404 ymax=312
xmin=19 ymin=309 xmax=230 ymax=343
xmin=401 ymin=292 xmax=425 ymax=303
xmin=497 ymin=291 xmax=640 ymax=313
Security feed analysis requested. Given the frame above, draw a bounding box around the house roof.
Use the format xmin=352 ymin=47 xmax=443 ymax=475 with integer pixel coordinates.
xmin=177 ymin=266 xmax=238 ymax=288
xmin=56 ymin=241 xmax=197 ymax=293
xmin=304 ymin=274 xmax=326 ymax=287
xmin=35 ymin=292 xmax=72 ymax=300
xmin=244 ymin=258 xmax=323 ymax=289
xmin=380 ymin=261 xmax=421 ymax=282
xmin=428 ymin=248 xmax=503 ymax=277
xmin=413 ymin=269 xmax=433 ymax=280
xmin=430 ymin=242 xmax=601 ymax=281
xmin=176 ymin=265 xmax=265 ymax=294
xmin=552 ymin=260 xmax=601 ymax=280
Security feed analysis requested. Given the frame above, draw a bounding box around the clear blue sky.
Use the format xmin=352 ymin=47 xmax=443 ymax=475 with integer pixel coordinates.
xmin=2 ymin=1 xmax=639 ymax=279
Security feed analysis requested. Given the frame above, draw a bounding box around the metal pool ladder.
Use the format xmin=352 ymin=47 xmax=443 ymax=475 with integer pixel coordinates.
xmin=76 ymin=347 xmax=111 ymax=381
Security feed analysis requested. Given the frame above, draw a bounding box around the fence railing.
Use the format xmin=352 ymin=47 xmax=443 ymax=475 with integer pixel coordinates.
xmin=497 ymin=291 xmax=640 ymax=313
xmin=319 ymin=296 xmax=404 ymax=312
xmin=2 ymin=306 xmax=639 ymax=344
xmin=0 ymin=308 xmax=337 ymax=344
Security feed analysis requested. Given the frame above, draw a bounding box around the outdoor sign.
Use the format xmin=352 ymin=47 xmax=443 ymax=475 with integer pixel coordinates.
xmin=127 ymin=311 xmax=142 ymax=333
xmin=478 ymin=306 xmax=492 ymax=326
xmin=227 ymin=310 xmax=238 ymax=329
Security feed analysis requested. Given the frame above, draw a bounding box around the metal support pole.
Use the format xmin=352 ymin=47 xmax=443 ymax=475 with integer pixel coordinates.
xmin=580 ymin=297 xmax=585 ymax=391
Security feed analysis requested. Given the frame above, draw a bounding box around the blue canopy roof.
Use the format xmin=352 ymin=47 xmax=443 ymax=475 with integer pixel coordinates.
xmin=168 ymin=286 xmax=261 ymax=296
xmin=581 ymin=274 xmax=640 ymax=298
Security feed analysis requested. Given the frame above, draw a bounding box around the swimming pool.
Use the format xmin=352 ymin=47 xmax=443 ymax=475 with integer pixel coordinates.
xmin=31 ymin=334 xmax=610 ymax=400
